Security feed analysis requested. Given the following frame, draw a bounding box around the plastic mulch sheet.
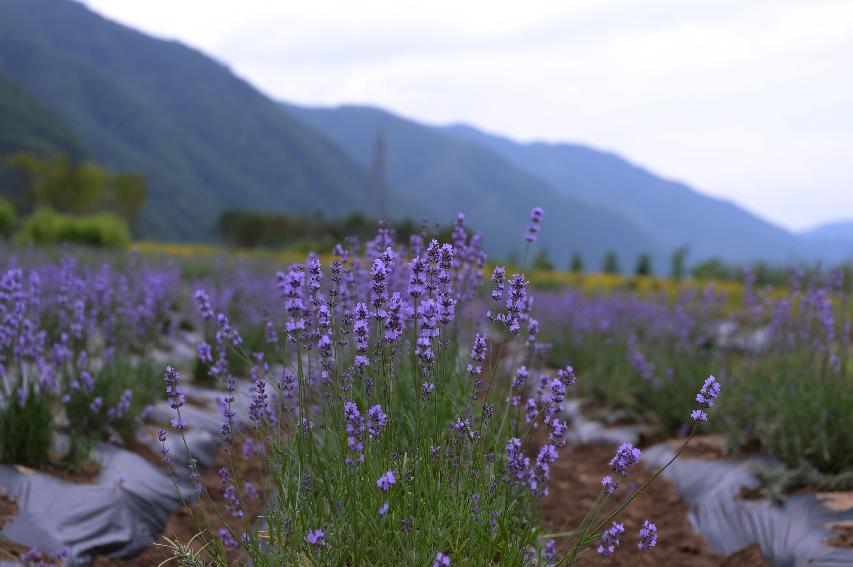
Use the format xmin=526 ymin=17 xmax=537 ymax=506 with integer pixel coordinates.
xmin=643 ymin=444 xmax=853 ymax=567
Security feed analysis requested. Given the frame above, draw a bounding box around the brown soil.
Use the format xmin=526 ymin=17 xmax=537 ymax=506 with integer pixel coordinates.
xmin=738 ymin=485 xmax=765 ymax=501
xmin=32 ymin=454 xmax=102 ymax=484
xmin=540 ymin=443 xmax=772 ymax=566
xmin=122 ymin=431 xmax=171 ymax=470
xmin=0 ymin=490 xmax=16 ymax=529
xmin=718 ymin=544 xmax=767 ymax=567
xmin=184 ymin=394 xmax=211 ymax=409
xmin=827 ymin=523 xmax=853 ymax=548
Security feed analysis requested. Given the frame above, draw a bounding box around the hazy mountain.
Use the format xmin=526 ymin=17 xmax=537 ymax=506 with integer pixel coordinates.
xmin=0 ymin=71 xmax=86 ymax=159
xmin=801 ymin=221 xmax=853 ymax=242
xmin=442 ymin=124 xmax=809 ymax=266
xmin=0 ymin=0 xmax=370 ymax=240
xmin=287 ymin=103 xmax=662 ymax=265
xmin=800 ymin=221 xmax=853 ymax=262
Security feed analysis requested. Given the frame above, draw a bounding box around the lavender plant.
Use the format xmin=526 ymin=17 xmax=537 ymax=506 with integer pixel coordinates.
xmin=160 ymin=211 xmax=719 ymax=565
xmin=0 ymin=254 xmax=177 ymax=468
xmin=537 ymin=266 xmax=852 ymax=482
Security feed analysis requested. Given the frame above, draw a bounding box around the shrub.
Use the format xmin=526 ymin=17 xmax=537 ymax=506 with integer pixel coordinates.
xmin=0 ymin=378 xmax=53 ymax=468
xmin=63 ymin=357 xmax=162 ymax=464
xmin=16 ymin=208 xmax=131 ymax=247
xmin=0 ymin=196 xmax=16 ymax=238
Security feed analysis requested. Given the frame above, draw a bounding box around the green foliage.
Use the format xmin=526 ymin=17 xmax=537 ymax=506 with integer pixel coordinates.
xmin=720 ymin=352 xmax=853 ymax=474
xmin=0 ymin=196 xmax=15 ymax=237
xmin=671 ymin=246 xmax=688 ymax=281
xmin=634 ymin=253 xmax=653 ymax=277
xmin=602 ymin=251 xmax=620 ymax=274
xmin=217 ymin=209 xmax=455 ymax=250
xmin=111 ymin=172 xmax=148 ymax=229
xmin=546 ymin=334 xmax=711 ymax=433
xmin=0 ymin=379 xmax=53 ymax=468
xmin=2 ymin=152 xmax=148 ymax=225
xmin=690 ymin=257 xmax=737 ymax=281
xmin=17 ymin=208 xmax=131 ymax=247
xmin=64 ymin=357 xmax=162 ymax=462
xmin=690 ymin=257 xmax=853 ymax=292
xmin=532 ymin=248 xmax=555 ymax=271
xmin=569 ymin=253 xmax=584 ymax=274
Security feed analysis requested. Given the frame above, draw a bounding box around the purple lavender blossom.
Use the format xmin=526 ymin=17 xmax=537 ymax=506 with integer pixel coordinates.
xmin=305 ymin=528 xmax=326 ymax=548
xmin=597 ymin=521 xmax=625 ymax=556
xmin=491 ymin=266 xmax=506 ymax=302
xmin=378 ymin=502 xmax=389 ymax=517
xmin=525 ymin=207 xmax=544 ymax=242
xmin=367 ymin=404 xmax=388 ymax=439
xmin=601 ymin=475 xmax=617 ymax=494
xmin=609 ymin=443 xmax=641 ymax=477
xmin=344 ymin=401 xmax=365 ymax=466
xmin=194 ymin=289 xmax=214 ymax=320
xmin=504 ymin=437 xmax=530 ymax=482
xmin=529 ymin=444 xmax=558 ymax=496
xmin=421 ymin=381 xmax=435 ymax=401
xmin=377 ymin=470 xmax=396 ymax=492
xmin=433 ymin=552 xmax=451 ymax=567
xmin=692 ymin=375 xmax=722 ymax=423
xmin=638 ymin=520 xmax=658 ymax=551
xmin=219 ymin=527 xmax=238 ymax=549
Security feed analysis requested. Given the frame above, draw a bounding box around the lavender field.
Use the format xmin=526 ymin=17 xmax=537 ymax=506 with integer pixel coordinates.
xmin=0 ymin=207 xmax=848 ymax=566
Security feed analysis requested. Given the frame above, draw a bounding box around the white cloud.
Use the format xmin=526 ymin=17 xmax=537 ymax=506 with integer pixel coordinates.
xmin=83 ymin=0 xmax=853 ymax=230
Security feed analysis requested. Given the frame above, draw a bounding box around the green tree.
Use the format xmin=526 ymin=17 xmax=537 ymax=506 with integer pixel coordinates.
xmin=112 ymin=172 xmax=148 ymax=229
xmin=0 ymin=197 xmax=15 ymax=238
xmin=602 ymin=251 xmax=620 ymax=274
xmin=671 ymin=246 xmax=688 ymax=281
xmin=532 ymin=248 xmax=555 ymax=271
xmin=570 ymin=253 xmax=584 ymax=274
xmin=635 ymin=253 xmax=653 ymax=277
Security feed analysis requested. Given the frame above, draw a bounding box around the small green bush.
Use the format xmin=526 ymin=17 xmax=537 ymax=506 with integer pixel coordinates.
xmin=64 ymin=357 xmax=161 ymax=463
xmin=0 ymin=379 xmax=53 ymax=468
xmin=0 ymin=197 xmax=16 ymax=238
xmin=16 ymin=208 xmax=131 ymax=247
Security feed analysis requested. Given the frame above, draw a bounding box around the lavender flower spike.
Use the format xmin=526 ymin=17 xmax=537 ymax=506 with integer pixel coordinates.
xmin=691 ymin=374 xmax=722 ymax=423
xmin=638 ymin=520 xmax=658 ymax=551
xmin=597 ymin=521 xmax=625 ymax=556
xmin=609 ymin=443 xmax=641 ymax=477
xmin=305 ymin=528 xmax=326 ymax=547
xmin=525 ymin=207 xmax=544 ymax=242
xmin=433 ymin=552 xmax=451 ymax=566
xmin=377 ymin=470 xmax=396 ymax=492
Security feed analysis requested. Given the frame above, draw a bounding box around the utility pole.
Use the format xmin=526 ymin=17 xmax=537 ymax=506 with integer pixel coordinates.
xmin=369 ymin=128 xmax=388 ymax=220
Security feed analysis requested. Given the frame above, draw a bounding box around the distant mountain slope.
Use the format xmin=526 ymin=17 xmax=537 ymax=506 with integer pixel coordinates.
xmin=0 ymin=71 xmax=86 ymax=158
xmin=287 ymin=103 xmax=662 ymax=265
xmin=0 ymin=0 xmax=370 ymax=240
xmin=442 ymin=124 xmax=808 ymax=265
xmin=800 ymin=221 xmax=853 ymax=262
xmin=801 ymin=221 xmax=853 ymax=242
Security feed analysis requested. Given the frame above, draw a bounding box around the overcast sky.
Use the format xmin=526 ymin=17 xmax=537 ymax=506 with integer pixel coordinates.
xmin=82 ymin=0 xmax=853 ymax=231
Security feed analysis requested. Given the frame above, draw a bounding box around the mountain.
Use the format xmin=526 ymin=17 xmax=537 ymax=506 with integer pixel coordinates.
xmin=442 ymin=124 xmax=809 ymax=266
xmin=0 ymin=71 xmax=86 ymax=159
xmin=0 ymin=0 xmax=370 ymax=240
xmin=800 ymin=221 xmax=853 ymax=262
xmin=287 ymin=103 xmax=662 ymax=265
xmin=801 ymin=221 xmax=853 ymax=242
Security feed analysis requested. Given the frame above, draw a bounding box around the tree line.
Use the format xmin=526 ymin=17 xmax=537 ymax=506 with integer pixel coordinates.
xmin=0 ymin=151 xmax=147 ymax=245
